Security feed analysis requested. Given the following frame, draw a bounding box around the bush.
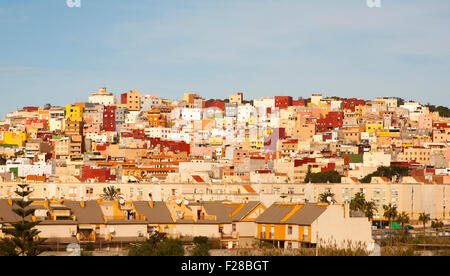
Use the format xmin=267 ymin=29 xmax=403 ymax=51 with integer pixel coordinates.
xmin=84 ymin=242 xmax=95 ymax=251
xmin=128 ymin=231 xmax=184 ymax=256
xmin=381 ymin=246 xmax=418 ymax=256
xmin=155 ymin=239 xmax=184 ymax=256
xmin=128 ymin=242 xmax=155 ymax=256
xmin=191 ymin=244 xmax=211 ymax=256
xmin=193 ymin=236 xmax=209 ymax=246
xmin=128 ymin=238 xmax=185 ymax=256
xmin=80 ymin=250 xmax=93 ymax=256
xmin=304 ymin=171 xmax=342 ymax=183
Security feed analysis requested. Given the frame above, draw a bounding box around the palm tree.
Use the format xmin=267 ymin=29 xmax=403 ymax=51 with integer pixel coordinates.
xmin=101 ymin=186 xmax=123 ymax=201
xmin=350 ymin=192 xmax=366 ymax=211
xmin=383 ymin=203 xmax=398 ymax=245
xmin=363 ymin=201 xmax=377 ymax=221
xmin=318 ymin=192 xmax=336 ymax=204
xmin=396 ymin=212 xmax=410 ymax=233
xmin=431 ymin=220 xmax=444 ymax=237
xmin=418 ymin=212 xmax=431 ymax=236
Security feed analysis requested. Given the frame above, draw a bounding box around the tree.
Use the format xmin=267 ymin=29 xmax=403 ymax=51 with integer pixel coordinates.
xmin=348 ymin=193 xmax=377 ymax=221
xmin=383 ymin=203 xmax=398 ymax=245
xmin=192 ymin=243 xmax=210 ymax=256
xmin=396 ymin=212 xmax=410 ymax=233
xmin=363 ymin=201 xmax=377 ymax=221
xmin=155 ymin=239 xmax=184 ymax=256
xmin=418 ymin=212 xmax=431 ymax=236
xmin=304 ymin=171 xmax=342 ymax=183
xmin=101 ymin=186 xmax=123 ymax=201
xmin=350 ymin=192 xmax=366 ymax=211
xmin=360 ymin=165 xmax=409 ymax=183
xmin=431 ymin=220 xmax=444 ymax=237
xmin=0 ymin=184 xmax=49 ymax=256
xmin=128 ymin=231 xmax=184 ymax=256
xmin=192 ymin=236 xmax=211 ymax=256
xmin=318 ymin=192 xmax=336 ymax=204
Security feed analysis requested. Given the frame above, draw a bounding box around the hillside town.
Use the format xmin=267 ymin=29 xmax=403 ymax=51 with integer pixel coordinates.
xmin=0 ymin=87 xmax=449 ymax=253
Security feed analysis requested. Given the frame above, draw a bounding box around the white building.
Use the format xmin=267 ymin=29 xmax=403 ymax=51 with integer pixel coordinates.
xmin=88 ymin=87 xmax=117 ymax=106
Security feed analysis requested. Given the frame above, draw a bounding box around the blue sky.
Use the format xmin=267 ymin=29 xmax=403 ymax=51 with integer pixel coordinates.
xmin=0 ymin=0 xmax=449 ymax=118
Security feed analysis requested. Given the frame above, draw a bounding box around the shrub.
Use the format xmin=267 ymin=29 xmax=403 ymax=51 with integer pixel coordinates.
xmin=193 ymin=236 xmax=209 ymax=246
xmin=84 ymin=242 xmax=96 ymax=252
xmin=191 ymin=244 xmax=211 ymax=256
xmin=155 ymin=239 xmax=184 ymax=256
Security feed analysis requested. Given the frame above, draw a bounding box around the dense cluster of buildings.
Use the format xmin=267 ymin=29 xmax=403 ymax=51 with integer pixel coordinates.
xmin=0 ymin=87 xmax=450 ymax=246
xmin=0 ymin=198 xmax=373 ymax=250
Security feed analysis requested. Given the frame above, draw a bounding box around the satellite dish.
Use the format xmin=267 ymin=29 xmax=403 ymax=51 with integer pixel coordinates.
xmin=119 ymin=199 xmax=125 ymax=205
xmin=176 ymin=199 xmax=182 ymax=205
xmin=184 ymin=200 xmax=189 ymax=206
xmin=109 ymin=227 xmax=115 ymax=233
xmin=327 ymin=196 xmax=332 ymax=203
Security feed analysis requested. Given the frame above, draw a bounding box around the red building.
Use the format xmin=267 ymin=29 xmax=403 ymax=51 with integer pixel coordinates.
xmin=316 ymin=111 xmax=343 ymax=132
xmin=294 ymin=158 xmax=316 ymax=167
xmin=342 ymin=98 xmax=365 ymax=112
xmin=275 ymin=96 xmax=293 ymax=109
xmin=120 ymin=93 xmax=128 ymax=104
xmin=103 ymin=106 xmax=116 ymax=131
xmin=433 ymin=122 xmax=450 ymax=129
xmin=148 ymin=138 xmax=191 ymax=154
xmin=121 ymin=129 xmax=146 ymax=139
xmin=292 ymin=98 xmax=307 ymax=107
xmin=82 ymin=166 xmax=116 ymax=182
xmin=321 ymin=163 xmax=336 ymax=172
xmin=22 ymin=106 xmax=39 ymax=112
xmin=205 ymin=100 xmax=226 ymax=111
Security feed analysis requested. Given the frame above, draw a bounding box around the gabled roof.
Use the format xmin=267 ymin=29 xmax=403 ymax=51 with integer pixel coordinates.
xmin=254 ymin=204 xmax=295 ymax=224
xmin=284 ymin=203 xmax=328 ymax=226
xmin=133 ymin=201 xmax=174 ymax=224
xmin=242 ymin=185 xmax=256 ymax=193
xmin=255 ymin=203 xmax=327 ymax=226
xmin=230 ymin=201 xmax=261 ymax=221
xmin=64 ymin=201 xmax=105 ymax=224
xmin=201 ymin=202 xmax=234 ymax=223
xmin=191 ymin=175 xmax=205 ymax=183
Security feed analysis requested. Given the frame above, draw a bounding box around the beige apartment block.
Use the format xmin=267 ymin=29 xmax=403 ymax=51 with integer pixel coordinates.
xmin=126 ymin=90 xmax=141 ymax=111
xmin=1 ymin=181 xmax=449 ymax=222
xmin=402 ymin=147 xmax=432 ymax=165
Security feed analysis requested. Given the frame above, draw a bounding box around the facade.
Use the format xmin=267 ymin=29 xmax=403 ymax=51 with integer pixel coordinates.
xmin=255 ymin=202 xmax=374 ymax=249
xmin=0 ymin=90 xmax=450 ymax=248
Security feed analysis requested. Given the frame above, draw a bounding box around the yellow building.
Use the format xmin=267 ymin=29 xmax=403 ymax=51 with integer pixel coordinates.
xmin=66 ymin=104 xmax=84 ymax=122
xmin=0 ymin=131 xmax=28 ymax=147
xmin=403 ymin=147 xmax=431 ymax=165
xmin=365 ymin=119 xmax=383 ymax=133
xmin=376 ymin=129 xmax=401 ymax=138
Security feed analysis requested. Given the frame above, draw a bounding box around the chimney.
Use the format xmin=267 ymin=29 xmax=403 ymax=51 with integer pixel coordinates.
xmin=80 ymin=201 xmax=85 ymax=208
xmin=149 ymin=201 xmax=154 ymax=208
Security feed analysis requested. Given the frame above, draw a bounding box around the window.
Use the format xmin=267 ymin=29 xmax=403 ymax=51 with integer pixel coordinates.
xmin=288 ymin=226 xmax=292 ymax=235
